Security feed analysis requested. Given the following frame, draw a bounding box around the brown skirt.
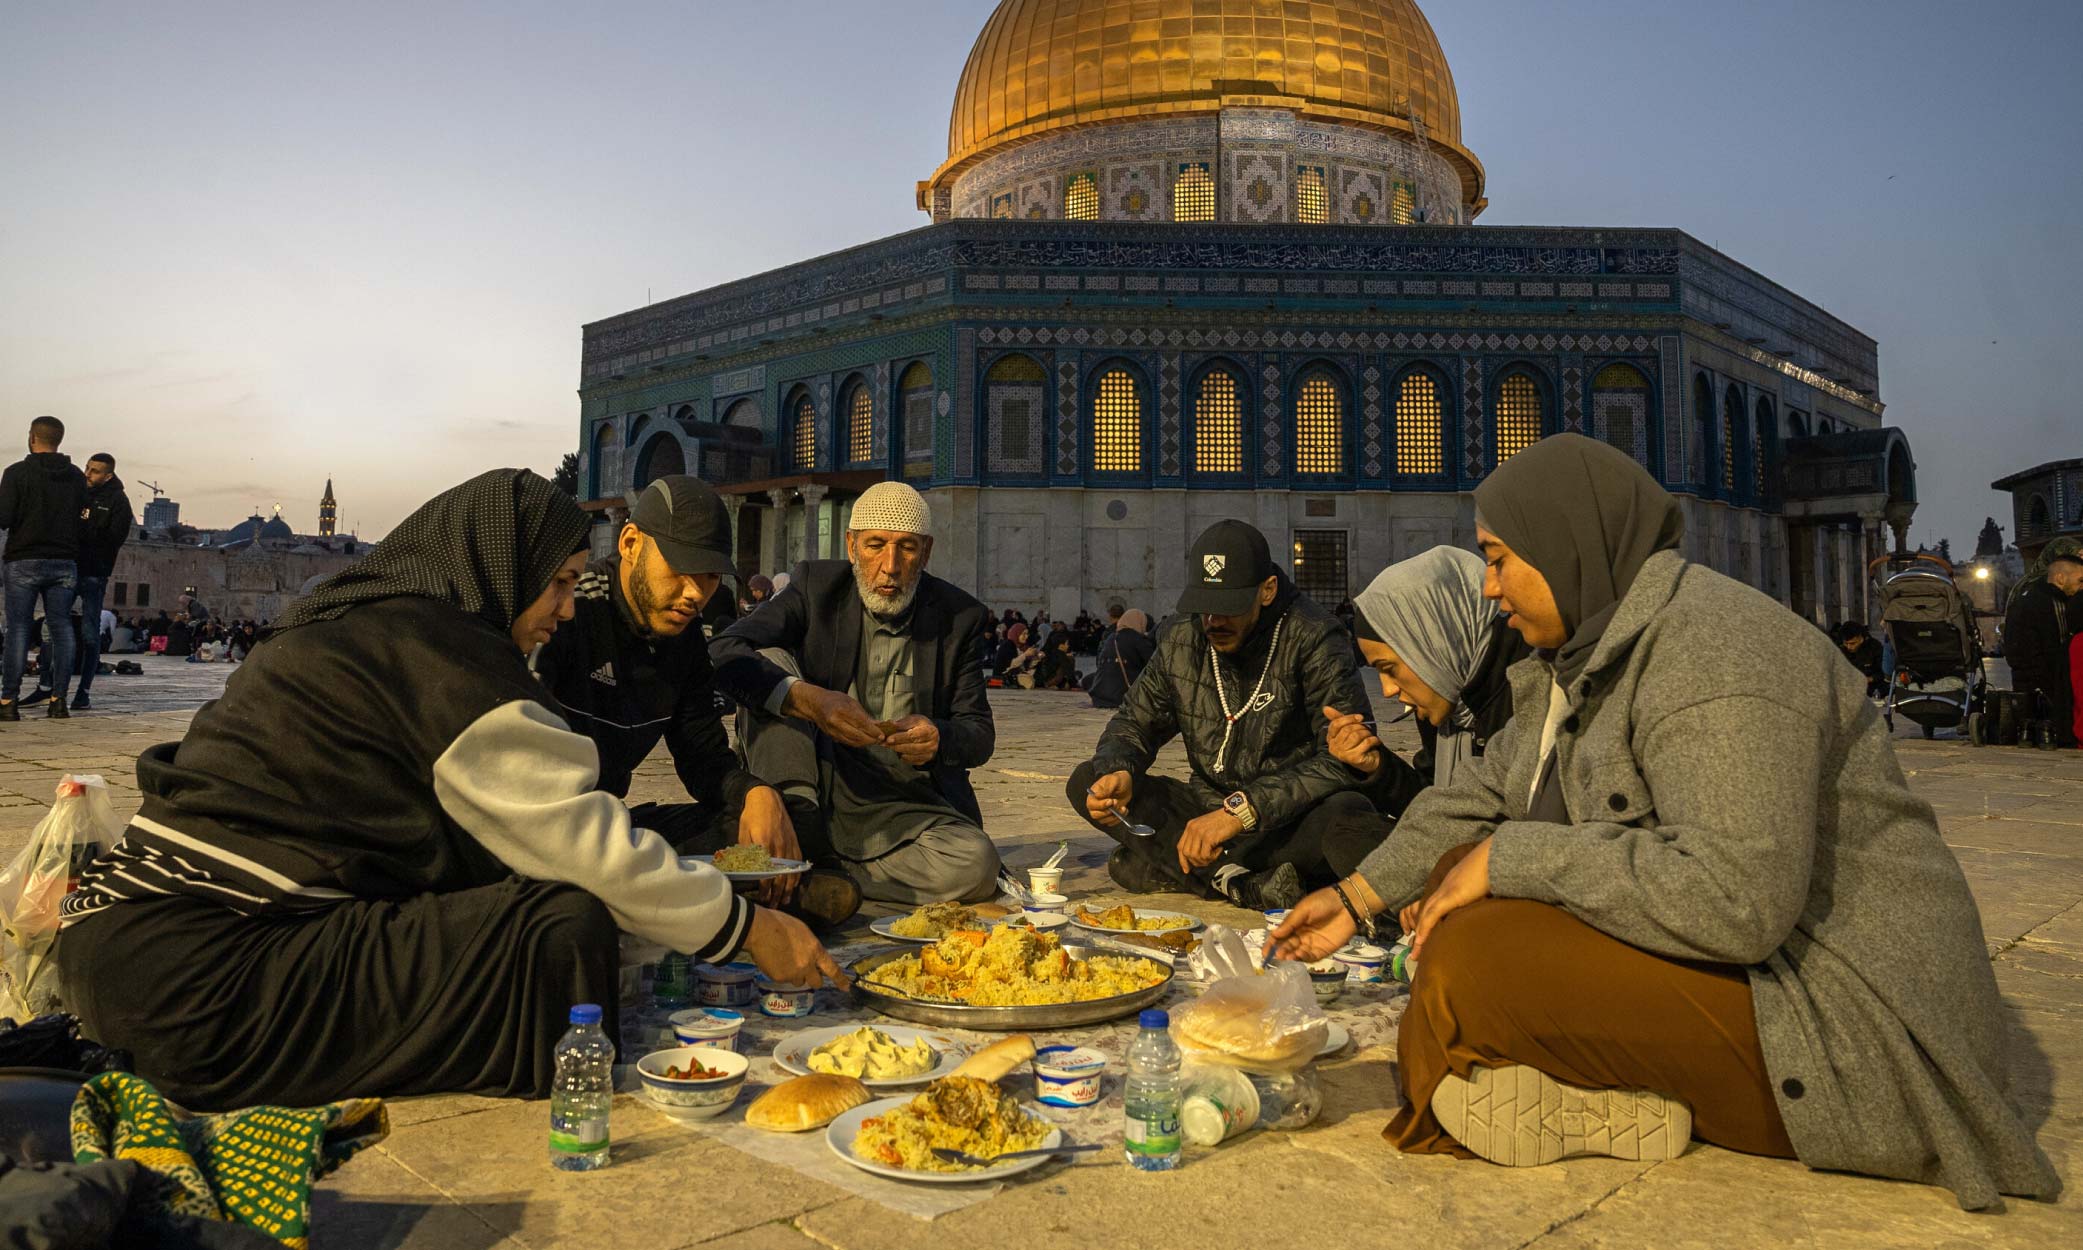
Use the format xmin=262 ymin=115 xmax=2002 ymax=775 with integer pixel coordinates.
xmin=1389 ymin=850 xmax=1795 ymax=1160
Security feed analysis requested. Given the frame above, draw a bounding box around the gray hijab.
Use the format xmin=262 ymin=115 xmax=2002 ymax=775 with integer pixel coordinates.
xmin=1353 ymin=547 xmax=1498 ymax=787
xmin=1473 ymin=434 xmax=1684 ymax=689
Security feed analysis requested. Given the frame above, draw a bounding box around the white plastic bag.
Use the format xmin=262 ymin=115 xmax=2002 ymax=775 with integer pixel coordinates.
xmin=1170 ymin=943 xmax=1329 ymax=1073
xmin=0 ymin=775 xmax=124 ymax=1021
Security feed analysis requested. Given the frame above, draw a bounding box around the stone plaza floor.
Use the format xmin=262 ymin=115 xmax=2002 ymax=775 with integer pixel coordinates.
xmin=2 ymin=656 xmax=2078 ymax=1248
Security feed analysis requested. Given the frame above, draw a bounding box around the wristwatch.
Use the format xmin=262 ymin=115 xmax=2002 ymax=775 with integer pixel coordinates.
xmin=1222 ymin=791 xmax=1258 ymax=830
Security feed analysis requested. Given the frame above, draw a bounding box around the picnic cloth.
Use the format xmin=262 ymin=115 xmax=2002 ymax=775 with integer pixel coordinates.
xmin=69 ymin=1071 xmax=389 ymax=1248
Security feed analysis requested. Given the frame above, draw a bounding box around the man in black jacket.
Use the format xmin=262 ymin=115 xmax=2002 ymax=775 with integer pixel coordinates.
xmin=1068 ymin=520 xmax=1378 ymax=910
xmin=2003 ymin=544 xmax=2081 ymax=747
xmin=711 ymin=482 xmax=1001 ymax=904
xmin=69 ymin=452 xmax=134 ymax=710
xmin=532 ymin=476 xmax=859 ymax=925
xmin=0 ymin=416 xmax=89 ymax=720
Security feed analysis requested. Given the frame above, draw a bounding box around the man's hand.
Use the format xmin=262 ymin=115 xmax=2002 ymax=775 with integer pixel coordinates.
xmin=738 ymin=906 xmax=848 ymax=990
xmin=882 ymin=715 xmax=940 ymax=766
xmin=1177 ymin=808 xmax=1244 ymax=875
xmin=1084 ymin=769 xmax=1134 ymax=826
xmin=736 ymin=786 xmax=802 ymax=905
xmin=1411 ymin=837 xmax=1492 ymax=961
xmin=783 ymin=681 xmax=885 ymax=747
xmin=1322 ymin=705 xmax=1384 ymax=777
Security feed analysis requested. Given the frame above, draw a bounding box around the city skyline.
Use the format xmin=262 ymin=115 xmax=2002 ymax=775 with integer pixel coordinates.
xmin=4 ymin=0 xmax=2077 ymax=554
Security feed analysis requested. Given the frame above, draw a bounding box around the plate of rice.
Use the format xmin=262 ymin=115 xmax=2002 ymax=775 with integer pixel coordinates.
xmin=687 ymin=849 xmax=811 ymax=880
xmin=830 ymin=1076 xmax=1062 ymax=1183
xmin=1067 ymin=903 xmax=1203 ymax=935
xmin=870 ymin=903 xmax=1065 ymax=943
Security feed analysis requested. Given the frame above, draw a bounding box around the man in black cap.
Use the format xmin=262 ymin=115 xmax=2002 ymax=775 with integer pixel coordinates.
xmin=532 ymin=474 xmax=860 ymax=927
xmin=1066 ymin=519 xmax=1382 ymax=910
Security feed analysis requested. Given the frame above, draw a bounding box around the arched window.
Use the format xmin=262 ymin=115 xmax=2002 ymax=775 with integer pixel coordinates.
xmin=985 ymin=354 xmax=1047 ymax=476
xmin=1173 ymin=164 xmax=1214 ymax=223
xmin=1395 ymin=371 xmax=1445 ymax=475
xmin=1090 ymin=368 xmax=1143 ymax=474
xmin=1785 ymin=409 xmax=1808 ymax=439
xmin=2026 ymin=495 xmax=2051 ymax=540
xmin=1722 ymin=385 xmax=1745 ymax=497
xmin=1752 ymin=396 xmax=1774 ymax=501
xmin=723 ymin=397 xmax=761 ymax=430
xmin=1294 ymin=372 xmax=1343 ymax=473
xmin=1064 ymin=172 xmax=1099 ymax=221
xmin=1692 ymin=374 xmax=1715 ymax=487
xmin=635 ymin=432 xmax=685 ymax=489
xmin=589 ymin=422 xmax=615 ymax=498
xmin=1192 ymin=368 xmax=1245 ymax=474
xmin=1591 ymin=364 xmax=1649 ymax=467
xmin=1390 ymin=180 xmax=1417 ymax=225
xmin=1295 ymin=166 xmax=1328 ymax=225
xmin=1493 ymin=372 xmax=1544 ymax=464
xmin=845 ymin=380 xmax=874 ymax=465
xmin=899 ymin=361 xmax=935 ymax=478
xmin=790 ymin=390 xmax=817 ymax=471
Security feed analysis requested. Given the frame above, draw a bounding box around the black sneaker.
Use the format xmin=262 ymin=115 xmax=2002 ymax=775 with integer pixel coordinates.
xmin=46 ymin=701 xmax=68 ymax=720
xmin=70 ymin=692 xmax=90 ymax=710
xmin=1106 ymin=845 xmax=1178 ymax=895
xmin=1223 ymin=862 xmax=1303 ymax=911
xmin=0 ymin=702 xmax=17 ymax=723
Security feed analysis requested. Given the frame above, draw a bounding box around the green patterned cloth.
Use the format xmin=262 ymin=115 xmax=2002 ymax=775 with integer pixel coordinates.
xmin=70 ymin=1070 xmax=388 ymax=1249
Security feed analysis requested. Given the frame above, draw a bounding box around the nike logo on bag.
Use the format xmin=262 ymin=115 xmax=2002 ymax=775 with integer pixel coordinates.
xmin=590 ymin=664 xmax=616 ymax=686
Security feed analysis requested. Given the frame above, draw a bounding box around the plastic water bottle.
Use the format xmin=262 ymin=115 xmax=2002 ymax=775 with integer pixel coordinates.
xmin=548 ymin=1004 xmax=614 ymax=1171
xmin=1123 ymin=1008 xmax=1183 ymax=1171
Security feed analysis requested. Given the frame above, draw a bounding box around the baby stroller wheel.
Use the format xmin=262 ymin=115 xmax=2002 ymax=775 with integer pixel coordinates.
xmin=1965 ymin=711 xmax=1984 ymax=746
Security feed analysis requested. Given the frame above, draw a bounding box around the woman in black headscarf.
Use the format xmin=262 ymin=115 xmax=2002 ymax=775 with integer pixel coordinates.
xmin=58 ymin=470 xmax=841 ymax=1111
xmin=1271 ymin=436 xmax=2054 ymax=1210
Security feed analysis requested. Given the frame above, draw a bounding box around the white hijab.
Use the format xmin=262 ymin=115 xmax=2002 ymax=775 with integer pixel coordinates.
xmin=1352 ymin=546 xmax=1500 ymax=787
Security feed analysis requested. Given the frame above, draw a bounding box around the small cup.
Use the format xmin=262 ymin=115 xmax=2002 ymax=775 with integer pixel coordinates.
xmin=1333 ymin=944 xmax=1389 ymax=984
xmin=1027 ymin=866 xmax=1066 ymax=896
xmin=756 ymin=979 xmax=817 ymax=1018
xmin=1024 ymin=891 xmax=1069 ymax=920
xmin=1032 ymin=1045 xmax=1107 ymax=1108
xmin=669 ymin=1007 xmax=746 ymax=1052
xmin=1307 ymin=965 xmax=1346 ymax=1004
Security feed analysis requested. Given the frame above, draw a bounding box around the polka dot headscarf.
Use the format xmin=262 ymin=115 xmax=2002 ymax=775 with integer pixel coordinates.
xmin=270 ymin=468 xmax=591 ymax=637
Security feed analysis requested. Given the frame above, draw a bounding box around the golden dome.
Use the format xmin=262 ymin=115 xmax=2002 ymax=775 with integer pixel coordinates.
xmin=930 ymin=0 xmax=1483 ymax=214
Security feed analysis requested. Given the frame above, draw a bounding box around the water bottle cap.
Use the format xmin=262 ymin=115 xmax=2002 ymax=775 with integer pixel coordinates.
xmin=569 ymin=1003 xmax=603 ymax=1025
xmin=1139 ymin=1009 xmax=1169 ymax=1030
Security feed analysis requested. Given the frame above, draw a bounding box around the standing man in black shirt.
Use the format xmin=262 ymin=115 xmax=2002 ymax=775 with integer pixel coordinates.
xmin=532 ymin=475 xmax=861 ymax=927
xmin=0 ymin=416 xmax=89 ymax=720
xmin=70 ymin=452 xmax=134 ymax=710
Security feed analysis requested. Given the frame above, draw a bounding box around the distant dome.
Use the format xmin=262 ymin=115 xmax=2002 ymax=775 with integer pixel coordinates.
xmin=261 ymin=516 xmax=295 ymax=541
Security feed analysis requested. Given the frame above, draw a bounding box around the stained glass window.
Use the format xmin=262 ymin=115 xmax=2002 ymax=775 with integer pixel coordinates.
xmin=1092 ymin=370 xmax=1142 ymax=473
xmin=792 ymin=394 xmax=817 ymax=470
xmin=1296 ymin=167 xmax=1328 ymax=225
xmin=1390 ymin=181 xmax=1417 ymax=226
xmin=1495 ymin=373 xmax=1542 ymax=462
xmin=1065 ymin=172 xmax=1099 ymax=221
xmin=1295 ymin=374 xmax=1343 ymax=473
xmin=1396 ymin=373 xmax=1444 ymax=475
xmin=1174 ymin=164 xmax=1215 ymax=223
xmin=847 ymin=384 xmax=874 ymax=464
xmin=1194 ymin=371 xmax=1243 ymax=473
xmin=1723 ymin=389 xmax=1742 ymax=493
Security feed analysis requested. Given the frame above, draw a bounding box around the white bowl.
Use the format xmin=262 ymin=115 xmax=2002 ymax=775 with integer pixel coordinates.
xmin=636 ymin=1045 xmax=749 ymax=1119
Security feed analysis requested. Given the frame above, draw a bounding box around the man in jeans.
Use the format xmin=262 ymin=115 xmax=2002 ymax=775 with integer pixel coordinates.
xmin=0 ymin=416 xmax=89 ymax=720
xmin=71 ymin=452 xmax=134 ymax=709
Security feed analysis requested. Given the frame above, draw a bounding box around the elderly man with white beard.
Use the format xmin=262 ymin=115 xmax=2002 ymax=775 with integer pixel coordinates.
xmin=710 ymin=482 xmax=1002 ymax=904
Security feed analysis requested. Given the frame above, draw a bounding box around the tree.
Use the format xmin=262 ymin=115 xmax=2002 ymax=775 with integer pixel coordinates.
xmin=1976 ymin=516 xmax=2005 ymax=558
xmin=550 ymin=451 xmax=580 ymax=497
xmin=1933 ymin=538 xmax=1953 ymax=563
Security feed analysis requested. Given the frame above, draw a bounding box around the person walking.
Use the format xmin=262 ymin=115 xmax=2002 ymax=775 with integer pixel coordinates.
xmin=70 ymin=452 xmax=133 ymax=710
xmin=0 ymin=416 xmax=88 ymax=720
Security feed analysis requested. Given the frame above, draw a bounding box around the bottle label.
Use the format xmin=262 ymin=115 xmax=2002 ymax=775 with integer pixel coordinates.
xmin=1124 ymin=1113 xmax=1181 ymax=1156
xmin=550 ymin=1125 xmax=609 ymax=1155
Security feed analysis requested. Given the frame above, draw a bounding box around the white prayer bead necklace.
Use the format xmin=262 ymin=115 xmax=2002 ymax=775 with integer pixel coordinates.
xmin=1210 ymin=611 xmax=1287 ymax=776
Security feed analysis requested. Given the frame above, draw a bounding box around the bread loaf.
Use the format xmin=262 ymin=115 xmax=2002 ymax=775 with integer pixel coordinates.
xmin=1175 ymin=1000 xmax=1326 ymax=1065
xmin=744 ymin=1073 xmax=872 ymax=1132
xmin=948 ymin=1034 xmax=1037 ymax=1082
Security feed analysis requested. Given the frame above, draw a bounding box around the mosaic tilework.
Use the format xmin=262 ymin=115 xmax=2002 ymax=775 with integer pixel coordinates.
xmin=1232 ymin=152 xmax=1288 ymax=224
xmin=1362 ymin=366 xmax=1385 ymax=478
xmin=988 ymin=384 xmax=1047 ymax=475
xmin=976 ymin=326 xmax=1656 ymax=354
xmin=954 ymin=330 xmax=975 ymax=478
xmin=1660 ymin=336 xmax=1684 ymax=483
xmin=1462 ymin=358 xmax=1486 ymax=479
xmin=872 ymin=362 xmax=890 ymax=461
xmin=1056 ymin=359 xmax=1080 ymax=476
xmin=1596 ymin=392 xmax=1650 ymax=468
xmin=1159 ymin=354 xmax=1183 ymax=476
xmin=815 ymin=381 xmax=832 ymax=469
xmin=1561 ymin=358 xmax=1584 ymax=433
xmin=1106 ymin=162 xmax=1165 ymax=221
xmin=1261 ymin=362 xmax=1285 ymax=478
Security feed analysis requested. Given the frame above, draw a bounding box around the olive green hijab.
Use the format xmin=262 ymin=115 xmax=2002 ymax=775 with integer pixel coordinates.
xmin=1473 ymin=434 xmax=1685 ymax=687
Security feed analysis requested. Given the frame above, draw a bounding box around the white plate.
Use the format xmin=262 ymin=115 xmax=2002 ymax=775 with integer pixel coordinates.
xmin=683 ymin=854 xmax=811 ymax=881
xmin=1318 ymin=1020 xmax=1351 ymax=1057
xmin=869 ymin=913 xmax=1068 ymax=942
xmin=1066 ymin=907 xmax=1204 ymax=937
xmin=771 ymin=1024 xmax=970 ymax=1088
xmin=826 ymin=1096 xmax=1064 ymax=1184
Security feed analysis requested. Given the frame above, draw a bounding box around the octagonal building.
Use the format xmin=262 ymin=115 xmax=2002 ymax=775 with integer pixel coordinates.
xmin=576 ymin=0 xmax=1916 ymax=626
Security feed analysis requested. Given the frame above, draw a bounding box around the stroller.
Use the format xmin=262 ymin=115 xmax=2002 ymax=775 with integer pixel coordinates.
xmin=1875 ymin=556 xmax=1986 ymax=741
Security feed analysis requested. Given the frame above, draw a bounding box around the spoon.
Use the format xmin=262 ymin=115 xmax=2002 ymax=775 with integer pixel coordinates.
xmin=931 ymin=1143 xmax=1103 ymax=1167
xmin=1085 ymin=786 xmax=1155 ymax=838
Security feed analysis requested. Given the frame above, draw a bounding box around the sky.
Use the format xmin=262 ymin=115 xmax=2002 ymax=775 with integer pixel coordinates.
xmin=3 ymin=0 xmax=2078 ymax=548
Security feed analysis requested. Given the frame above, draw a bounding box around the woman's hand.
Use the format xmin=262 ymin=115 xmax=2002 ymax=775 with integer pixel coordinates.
xmin=1265 ymin=888 xmax=1357 ymax=963
xmin=1410 ymin=838 xmax=1492 ymax=960
xmin=739 ymin=907 xmax=848 ymax=989
xmin=1321 ymin=705 xmax=1384 ymax=777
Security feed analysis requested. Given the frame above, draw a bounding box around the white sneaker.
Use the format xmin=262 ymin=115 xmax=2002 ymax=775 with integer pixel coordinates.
xmin=1430 ymin=1064 xmax=1693 ymax=1166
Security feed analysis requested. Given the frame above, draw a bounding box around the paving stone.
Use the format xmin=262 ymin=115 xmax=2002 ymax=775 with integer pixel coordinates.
xmin=310 ymin=1149 xmax=523 ymax=1250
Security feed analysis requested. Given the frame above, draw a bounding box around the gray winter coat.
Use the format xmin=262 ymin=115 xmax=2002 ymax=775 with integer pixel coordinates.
xmin=1358 ymin=550 xmax=2057 ymax=1210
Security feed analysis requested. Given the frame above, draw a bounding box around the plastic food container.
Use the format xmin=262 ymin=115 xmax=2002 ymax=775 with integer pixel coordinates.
xmin=669 ymin=1007 xmax=746 ymax=1052
xmin=1032 ymin=1045 xmax=1107 ymax=1107
xmin=1027 ymin=866 xmax=1065 ymax=895
xmin=1307 ymin=961 xmax=1346 ymax=1004
xmin=1333 ymin=944 xmax=1388 ymax=984
xmin=693 ymin=962 xmax=758 ymax=1007
xmin=1182 ymin=1064 xmax=1261 ymax=1146
xmin=1261 ymin=909 xmax=1290 ymax=929
xmin=756 ymin=979 xmax=817 ymax=1018
xmin=1024 ymin=891 xmax=1069 ymax=920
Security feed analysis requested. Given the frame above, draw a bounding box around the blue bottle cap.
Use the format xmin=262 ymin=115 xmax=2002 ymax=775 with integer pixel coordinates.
xmin=569 ymin=1003 xmax=603 ymax=1025
xmin=1139 ymin=1009 xmax=1169 ymax=1029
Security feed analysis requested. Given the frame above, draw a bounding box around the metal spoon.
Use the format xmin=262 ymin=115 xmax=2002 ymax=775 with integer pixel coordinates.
xmin=931 ymin=1143 xmax=1103 ymax=1167
xmin=1085 ymin=786 xmax=1155 ymax=838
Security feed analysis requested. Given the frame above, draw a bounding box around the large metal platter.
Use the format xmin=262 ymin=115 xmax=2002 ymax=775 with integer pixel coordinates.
xmin=847 ymin=943 xmax=1175 ymax=1031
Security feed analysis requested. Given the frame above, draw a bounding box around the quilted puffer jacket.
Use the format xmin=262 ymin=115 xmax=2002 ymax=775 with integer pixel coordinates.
xmin=1087 ymin=579 xmax=1372 ymax=829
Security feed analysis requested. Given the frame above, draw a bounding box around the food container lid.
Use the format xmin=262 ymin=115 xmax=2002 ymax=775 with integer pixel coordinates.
xmin=1033 ymin=1045 xmax=1108 ymax=1074
xmin=1337 ymin=944 xmax=1389 ymax=961
xmin=670 ymin=1008 xmax=744 ymax=1030
xmin=695 ymin=962 xmax=758 ymax=983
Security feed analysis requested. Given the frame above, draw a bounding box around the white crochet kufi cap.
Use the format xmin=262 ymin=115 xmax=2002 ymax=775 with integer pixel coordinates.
xmin=849 ymin=482 xmax=932 ymax=537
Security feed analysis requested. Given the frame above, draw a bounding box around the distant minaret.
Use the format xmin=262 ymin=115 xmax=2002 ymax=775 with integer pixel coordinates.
xmin=319 ymin=478 xmax=337 ymax=538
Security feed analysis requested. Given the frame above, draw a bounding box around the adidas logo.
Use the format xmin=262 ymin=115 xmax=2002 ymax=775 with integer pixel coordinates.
xmin=589 ymin=663 xmax=616 ymax=687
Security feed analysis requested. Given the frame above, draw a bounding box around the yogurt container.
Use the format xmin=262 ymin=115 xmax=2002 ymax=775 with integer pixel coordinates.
xmin=1333 ymin=943 xmax=1389 ymax=984
xmin=1261 ymin=909 xmax=1291 ymax=929
xmin=756 ymin=979 xmax=817 ymax=1018
xmin=1032 ymin=1045 xmax=1108 ymax=1108
xmin=669 ymin=1007 xmax=746 ymax=1053
xmin=1027 ymin=866 xmax=1065 ymax=896
xmin=1182 ymin=1064 xmax=1261 ymax=1146
xmin=694 ymin=961 xmax=759 ymax=1008
xmin=1024 ymin=891 xmax=1069 ymax=921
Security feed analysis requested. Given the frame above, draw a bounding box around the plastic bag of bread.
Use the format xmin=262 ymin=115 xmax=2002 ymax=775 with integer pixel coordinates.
xmin=745 ymin=1073 xmax=872 ymax=1132
xmin=1168 ymin=959 xmax=1327 ymax=1072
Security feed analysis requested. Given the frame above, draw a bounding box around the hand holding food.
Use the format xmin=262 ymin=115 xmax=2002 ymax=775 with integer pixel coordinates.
xmin=785 ymin=681 xmax=886 ymax=747
xmin=734 ymin=787 xmax=802 ymax=904
xmin=882 ymin=714 xmax=941 ymax=766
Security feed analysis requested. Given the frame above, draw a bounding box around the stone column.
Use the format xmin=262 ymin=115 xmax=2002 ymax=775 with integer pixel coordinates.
xmin=763 ymin=489 xmax=791 ymax=573
xmin=799 ymin=484 xmax=831 ymax=560
xmin=721 ymin=495 xmax=744 ymax=578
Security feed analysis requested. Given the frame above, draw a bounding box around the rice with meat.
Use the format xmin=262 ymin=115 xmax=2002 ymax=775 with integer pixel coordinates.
xmin=870 ymin=926 xmax=1165 ymax=1007
xmin=851 ymin=1076 xmax=1051 ymax=1172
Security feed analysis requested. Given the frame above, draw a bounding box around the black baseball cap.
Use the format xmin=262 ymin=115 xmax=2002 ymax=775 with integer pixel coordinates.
xmin=627 ymin=476 xmax=735 ymax=578
xmin=1177 ymin=520 xmax=1278 ymax=616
